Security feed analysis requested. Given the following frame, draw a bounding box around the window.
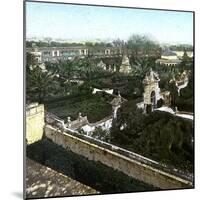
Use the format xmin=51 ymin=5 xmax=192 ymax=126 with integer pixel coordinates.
xmin=43 ymin=51 xmax=50 ymax=56
xmin=81 ymin=50 xmax=85 ymax=55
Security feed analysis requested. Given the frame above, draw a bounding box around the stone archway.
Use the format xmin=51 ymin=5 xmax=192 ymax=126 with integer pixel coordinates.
xmin=150 ymin=91 xmax=156 ymax=110
xmin=143 ymin=68 xmax=160 ymax=114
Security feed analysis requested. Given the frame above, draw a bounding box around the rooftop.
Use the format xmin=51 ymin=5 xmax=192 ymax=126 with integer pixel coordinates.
xmin=162 ymin=50 xmax=177 ymax=56
xmin=26 ymin=158 xmax=99 ymax=199
xmin=156 ymin=58 xmax=181 ymax=64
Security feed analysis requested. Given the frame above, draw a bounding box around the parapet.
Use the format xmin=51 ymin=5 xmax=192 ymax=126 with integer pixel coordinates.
xmin=26 ymin=103 xmax=44 ymax=116
xmin=26 ymin=103 xmax=45 ymax=144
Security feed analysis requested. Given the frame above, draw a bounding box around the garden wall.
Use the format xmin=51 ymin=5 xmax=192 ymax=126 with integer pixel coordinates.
xmin=26 ymin=103 xmax=45 ymax=144
xmin=45 ymin=125 xmax=193 ymax=189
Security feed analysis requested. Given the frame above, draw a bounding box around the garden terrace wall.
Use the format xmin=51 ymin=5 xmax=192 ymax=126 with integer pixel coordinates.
xmin=26 ymin=103 xmax=45 ymax=144
xmin=45 ymin=124 xmax=193 ymax=189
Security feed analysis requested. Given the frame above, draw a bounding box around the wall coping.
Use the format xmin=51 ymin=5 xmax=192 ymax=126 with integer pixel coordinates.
xmin=45 ymin=124 xmax=193 ymax=184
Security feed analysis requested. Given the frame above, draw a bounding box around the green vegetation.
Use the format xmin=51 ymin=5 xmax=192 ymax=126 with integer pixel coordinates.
xmin=169 ymin=44 xmax=193 ymax=51
xmin=110 ymin=101 xmax=193 ymax=172
xmin=46 ymin=94 xmax=112 ymax=123
xmin=26 ymin=53 xmax=58 ymax=103
xmin=27 ymin=40 xmax=114 ymax=48
xmin=90 ymin=127 xmax=111 ymax=142
xmin=175 ymin=71 xmax=194 ymax=112
xmin=127 ymin=34 xmax=160 ymax=57
xmin=26 ymin=34 xmax=160 ymax=56
xmin=26 ymin=36 xmax=194 ymax=174
xmin=26 ymin=40 xmax=85 ymax=48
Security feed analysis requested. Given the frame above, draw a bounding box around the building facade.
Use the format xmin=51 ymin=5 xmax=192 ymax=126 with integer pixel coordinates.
xmin=26 ymin=46 xmax=123 ymax=63
xmin=156 ymin=49 xmax=193 ymax=67
xmin=156 ymin=50 xmax=181 ymax=66
xmin=143 ymin=69 xmax=161 ymax=113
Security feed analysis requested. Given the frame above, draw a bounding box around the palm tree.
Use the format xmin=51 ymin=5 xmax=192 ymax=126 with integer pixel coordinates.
xmin=132 ymin=57 xmax=151 ymax=79
xmin=127 ymin=34 xmax=159 ymax=58
xmin=57 ymin=60 xmax=74 ymax=81
xmin=27 ymin=66 xmax=56 ymax=103
xmin=77 ymin=57 xmax=97 ymax=82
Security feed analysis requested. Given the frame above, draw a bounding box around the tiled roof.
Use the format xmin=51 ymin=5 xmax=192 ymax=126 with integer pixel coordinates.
xmin=162 ymin=50 xmax=177 ymax=56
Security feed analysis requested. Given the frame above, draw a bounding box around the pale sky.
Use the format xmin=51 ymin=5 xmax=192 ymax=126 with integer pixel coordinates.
xmin=26 ymin=1 xmax=193 ymax=44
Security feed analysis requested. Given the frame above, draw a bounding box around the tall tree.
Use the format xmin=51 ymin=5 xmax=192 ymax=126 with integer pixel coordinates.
xmin=27 ymin=66 xmax=56 ymax=103
xmin=57 ymin=60 xmax=75 ymax=81
xmin=132 ymin=57 xmax=151 ymax=79
xmin=26 ymin=53 xmax=55 ymax=103
xmin=127 ymin=34 xmax=159 ymax=57
xmin=26 ymin=52 xmax=37 ymax=68
xmin=77 ymin=57 xmax=97 ymax=82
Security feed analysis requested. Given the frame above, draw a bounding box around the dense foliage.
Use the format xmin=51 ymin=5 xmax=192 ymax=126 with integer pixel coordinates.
xmin=169 ymin=44 xmax=193 ymax=51
xmin=26 ymin=37 xmax=194 ymax=174
xmin=127 ymin=34 xmax=160 ymax=57
xmin=110 ymin=101 xmax=194 ymax=172
xmin=46 ymin=94 xmax=112 ymax=123
xmin=175 ymin=70 xmax=194 ymax=112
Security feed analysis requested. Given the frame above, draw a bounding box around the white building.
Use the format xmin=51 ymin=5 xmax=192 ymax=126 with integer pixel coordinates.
xmin=172 ymin=51 xmax=193 ymax=59
xmin=156 ymin=50 xmax=181 ymax=66
xmin=119 ymin=55 xmax=132 ymax=74
xmin=143 ymin=68 xmax=160 ymax=113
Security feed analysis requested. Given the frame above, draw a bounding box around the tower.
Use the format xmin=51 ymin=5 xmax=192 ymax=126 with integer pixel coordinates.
xmin=119 ymin=55 xmax=132 ymax=74
xmin=143 ymin=68 xmax=160 ymax=113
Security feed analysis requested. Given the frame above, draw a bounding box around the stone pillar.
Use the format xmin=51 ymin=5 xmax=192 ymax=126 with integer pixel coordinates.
xmin=67 ymin=117 xmax=71 ymax=128
xmin=112 ymin=105 xmax=120 ymax=119
xmin=78 ymin=112 xmax=83 ymax=121
xmin=143 ymin=104 xmax=147 ymax=114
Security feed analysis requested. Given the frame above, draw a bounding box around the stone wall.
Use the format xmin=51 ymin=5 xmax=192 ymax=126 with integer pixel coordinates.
xmin=45 ymin=125 xmax=193 ymax=189
xmin=26 ymin=103 xmax=45 ymax=144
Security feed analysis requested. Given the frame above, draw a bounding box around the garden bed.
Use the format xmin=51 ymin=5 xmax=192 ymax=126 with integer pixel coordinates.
xmin=46 ymin=94 xmax=112 ymax=123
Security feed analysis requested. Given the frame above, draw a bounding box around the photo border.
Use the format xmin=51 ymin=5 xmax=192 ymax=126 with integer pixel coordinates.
xmin=23 ymin=1 xmax=195 ymax=199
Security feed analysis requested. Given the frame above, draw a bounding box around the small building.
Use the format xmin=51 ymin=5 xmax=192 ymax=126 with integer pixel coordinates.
xmin=142 ymin=69 xmax=172 ymax=113
xmin=172 ymin=51 xmax=193 ymax=59
xmin=119 ymin=55 xmax=132 ymax=74
xmin=30 ymin=51 xmax=42 ymax=63
xmin=26 ymin=46 xmax=123 ymax=62
xmin=156 ymin=49 xmax=181 ymax=66
xmin=161 ymin=50 xmax=178 ymax=60
xmin=97 ymin=60 xmax=107 ymax=70
xmin=156 ymin=58 xmax=181 ymax=66
xmin=65 ymin=113 xmax=89 ymax=130
xmin=143 ymin=68 xmax=160 ymax=113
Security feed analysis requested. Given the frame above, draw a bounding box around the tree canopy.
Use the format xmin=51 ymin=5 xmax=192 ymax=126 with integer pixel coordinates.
xmin=127 ymin=34 xmax=160 ymax=57
xmin=110 ymin=100 xmax=193 ymax=172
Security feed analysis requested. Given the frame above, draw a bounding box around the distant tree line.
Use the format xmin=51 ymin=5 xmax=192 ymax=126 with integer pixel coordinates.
xmin=169 ymin=44 xmax=193 ymax=51
xmin=26 ymin=41 xmax=85 ymax=48
xmin=26 ymin=34 xmax=159 ymax=49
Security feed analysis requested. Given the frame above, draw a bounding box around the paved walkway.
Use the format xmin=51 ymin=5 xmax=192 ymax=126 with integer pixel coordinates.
xmin=26 ymin=158 xmax=99 ymax=199
xmin=156 ymin=107 xmax=193 ymax=121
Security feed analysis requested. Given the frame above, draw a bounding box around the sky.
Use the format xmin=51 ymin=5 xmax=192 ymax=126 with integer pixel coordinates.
xmin=26 ymin=1 xmax=193 ymax=44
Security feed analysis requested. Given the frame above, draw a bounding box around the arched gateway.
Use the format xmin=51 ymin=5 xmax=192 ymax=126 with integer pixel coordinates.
xmin=143 ymin=68 xmax=160 ymax=113
xmin=150 ymin=91 xmax=156 ymax=109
